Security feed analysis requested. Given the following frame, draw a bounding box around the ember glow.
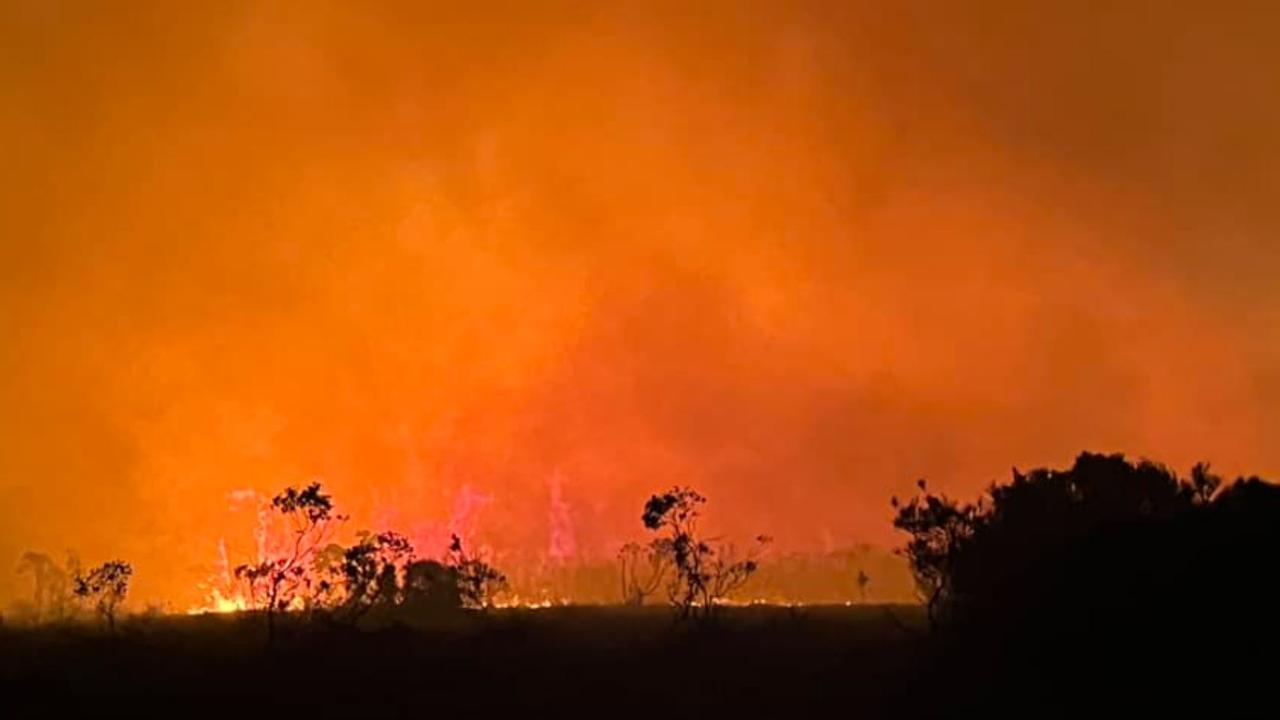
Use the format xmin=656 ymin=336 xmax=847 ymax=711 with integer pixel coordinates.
xmin=3 ymin=2 xmax=1280 ymax=610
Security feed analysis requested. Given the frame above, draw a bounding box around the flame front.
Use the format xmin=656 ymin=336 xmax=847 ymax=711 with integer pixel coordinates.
xmin=187 ymin=588 xmax=250 ymax=615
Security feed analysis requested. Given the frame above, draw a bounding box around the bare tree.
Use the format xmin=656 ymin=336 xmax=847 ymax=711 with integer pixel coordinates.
xmin=73 ymin=560 xmax=132 ymax=631
xmin=17 ymin=551 xmax=76 ymax=622
xmin=699 ymin=536 xmax=771 ymax=609
xmin=618 ymin=540 xmax=672 ymax=606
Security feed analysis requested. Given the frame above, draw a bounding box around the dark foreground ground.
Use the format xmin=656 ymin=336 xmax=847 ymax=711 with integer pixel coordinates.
xmin=2 ymin=605 xmax=927 ymax=718
xmin=1 ymin=604 xmax=1272 ymax=718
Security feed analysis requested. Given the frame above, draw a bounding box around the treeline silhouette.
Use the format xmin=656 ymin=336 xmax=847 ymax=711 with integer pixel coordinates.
xmin=2 ymin=450 xmax=1278 ymax=716
xmin=8 ymin=482 xmax=775 ymax=637
xmin=14 ymin=552 xmax=133 ymax=631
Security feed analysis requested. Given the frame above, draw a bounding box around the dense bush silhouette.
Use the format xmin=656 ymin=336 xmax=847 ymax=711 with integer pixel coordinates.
xmin=401 ymin=559 xmax=464 ymax=613
xmin=892 ymin=451 xmax=1280 ymax=710
xmin=334 ymin=530 xmax=415 ymax=621
xmin=445 ymin=534 xmax=507 ymax=610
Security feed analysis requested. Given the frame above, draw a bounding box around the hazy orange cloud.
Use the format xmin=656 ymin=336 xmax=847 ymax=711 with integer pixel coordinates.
xmin=2 ymin=1 xmax=1278 ymax=606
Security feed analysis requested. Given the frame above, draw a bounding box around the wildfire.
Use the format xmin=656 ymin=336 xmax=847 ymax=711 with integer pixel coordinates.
xmin=491 ymin=594 xmax=569 ymax=610
xmin=185 ymin=490 xmax=288 ymax=615
xmin=178 ymin=482 xmax=891 ymax=615
xmin=186 ymin=482 xmax=580 ymax=615
xmin=186 ymin=588 xmax=250 ymax=615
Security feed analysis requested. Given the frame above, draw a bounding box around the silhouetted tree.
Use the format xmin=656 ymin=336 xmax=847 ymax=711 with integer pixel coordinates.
xmin=857 ymin=569 xmax=870 ymax=602
xmin=72 ymin=560 xmax=132 ymax=631
xmin=338 ymin=530 xmax=414 ymax=621
xmin=641 ymin=486 xmax=769 ymax=620
xmin=618 ymin=540 xmax=673 ymax=606
xmin=17 ymin=551 xmax=76 ymax=622
xmin=890 ymin=479 xmax=978 ymax=626
xmin=235 ymin=483 xmax=345 ymax=641
xmin=308 ymin=542 xmax=348 ymax=611
xmin=445 ymin=534 xmax=506 ymax=610
xmin=1182 ymin=461 xmax=1222 ymax=505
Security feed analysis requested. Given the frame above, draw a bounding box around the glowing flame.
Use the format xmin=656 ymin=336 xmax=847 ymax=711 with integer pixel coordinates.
xmin=186 ymin=588 xmax=250 ymax=615
xmin=181 ymin=481 xmax=896 ymax=614
xmin=492 ymin=594 xmax=569 ymax=609
xmin=186 ymin=489 xmax=280 ymax=615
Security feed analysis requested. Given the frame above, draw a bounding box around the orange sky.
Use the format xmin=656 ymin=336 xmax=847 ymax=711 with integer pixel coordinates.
xmin=3 ymin=1 xmax=1279 ymax=606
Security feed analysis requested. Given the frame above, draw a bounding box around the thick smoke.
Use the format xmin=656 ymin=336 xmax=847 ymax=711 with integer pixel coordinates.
xmin=2 ymin=1 xmax=1278 ymax=605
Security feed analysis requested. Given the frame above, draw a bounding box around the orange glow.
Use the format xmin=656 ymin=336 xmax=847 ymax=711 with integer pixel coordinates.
xmin=187 ymin=589 xmax=249 ymax=616
xmin=3 ymin=2 xmax=1280 ymax=610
